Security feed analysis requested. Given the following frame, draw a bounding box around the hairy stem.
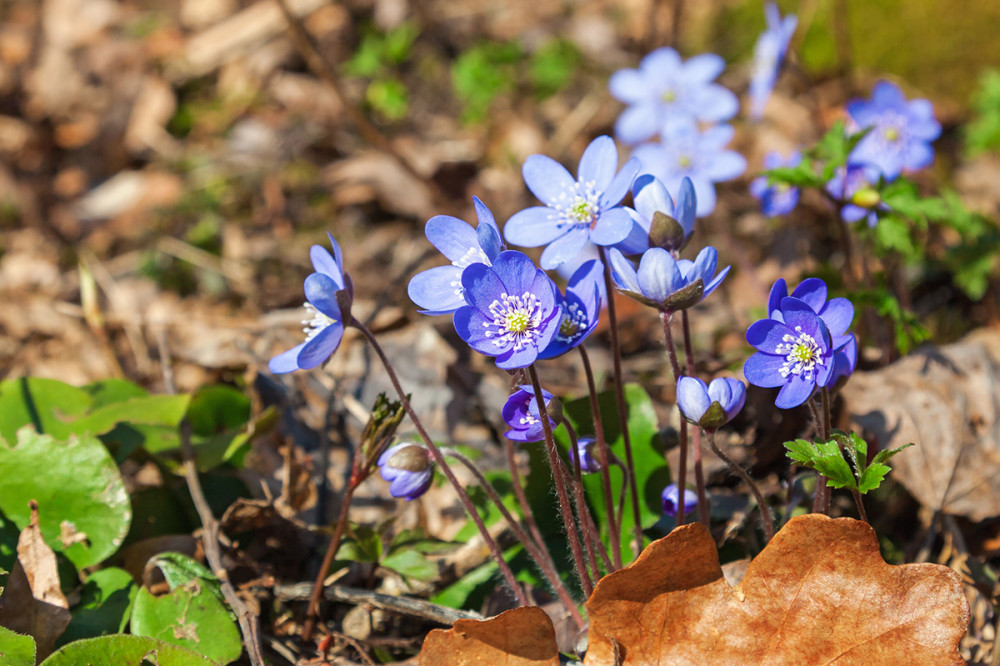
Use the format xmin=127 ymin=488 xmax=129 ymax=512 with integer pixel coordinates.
xmin=578 ymin=345 xmax=622 ymax=569
xmin=442 ymin=448 xmax=585 ymax=629
xmin=660 ymin=311 xmax=689 ymax=527
xmin=527 ymin=365 xmax=594 ymax=597
xmin=681 ymin=310 xmax=711 ymax=526
xmin=598 ymin=246 xmax=644 ymax=556
xmin=353 ymin=321 xmax=529 ymax=605
xmin=302 ymin=480 xmax=357 ymax=641
xmin=559 ymin=416 xmax=614 ymax=575
xmin=705 ymin=429 xmax=774 ymax=542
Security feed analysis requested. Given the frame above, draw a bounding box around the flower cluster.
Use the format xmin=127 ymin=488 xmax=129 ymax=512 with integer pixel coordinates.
xmin=502 ymin=385 xmax=558 ymax=442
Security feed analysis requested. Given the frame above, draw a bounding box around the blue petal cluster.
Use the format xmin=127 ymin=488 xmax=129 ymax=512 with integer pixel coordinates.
xmin=744 ymin=297 xmax=836 ymax=409
xmin=748 ymin=3 xmax=797 ymax=120
xmin=766 ymin=278 xmax=857 ymax=386
xmin=454 ymin=251 xmax=560 ymax=369
xmin=539 ymin=259 xmax=602 ymax=360
xmin=750 ymin=150 xmax=801 ymax=217
xmin=632 ymin=118 xmax=746 ymax=217
xmin=407 ymin=197 xmax=504 ymax=315
xmin=661 ymin=483 xmax=698 ymax=517
xmin=378 ymin=443 xmax=434 ymax=501
xmin=617 ymin=175 xmax=697 ymax=255
xmin=502 ymin=385 xmax=557 ymax=442
xmin=504 ymin=135 xmax=640 ymax=269
xmin=847 ymin=81 xmax=941 ymax=181
xmin=676 ymin=377 xmax=746 ymax=430
xmin=825 ymin=164 xmax=886 ymax=227
xmin=609 ymin=48 xmax=738 ymax=144
xmin=609 ymin=246 xmax=729 ymax=313
xmin=269 ymin=233 xmax=353 ymax=374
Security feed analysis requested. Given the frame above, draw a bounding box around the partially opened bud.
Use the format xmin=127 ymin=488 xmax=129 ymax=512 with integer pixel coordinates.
xmin=378 ymin=443 xmax=434 ymax=501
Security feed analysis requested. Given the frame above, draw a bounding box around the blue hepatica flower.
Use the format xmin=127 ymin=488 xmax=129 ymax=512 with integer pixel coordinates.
xmin=408 ymin=196 xmax=504 ymax=315
xmin=502 ymin=385 xmax=557 ymax=442
xmin=750 ymin=150 xmax=801 ymax=217
xmin=744 ymin=297 xmax=835 ymax=408
xmin=767 ymin=278 xmax=857 ymax=386
xmin=676 ymin=377 xmax=746 ymax=430
xmin=378 ymin=443 xmax=434 ymax=501
xmin=825 ymin=163 xmax=886 ymax=227
xmin=748 ymin=3 xmax=797 ymax=120
xmin=617 ymin=175 xmax=697 ymax=255
xmin=454 ymin=250 xmax=560 ymax=369
xmin=662 ymin=483 xmax=697 ymax=517
xmin=504 ymin=135 xmax=640 ymax=270
xmin=573 ymin=437 xmax=601 ymax=474
xmin=632 ymin=118 xmax=746 ymax=217
xmin=269 ymin=234 xmax=352 ymax=374
xmin=609 ymin=47 xmax=739 ymax=145
xmin=609 ymin=246 xmax=729 ymax=312
xmin=539 ymin=259 xmax=602 ymax=360
xmin=847 ymin=80 xmax=941 ymax=181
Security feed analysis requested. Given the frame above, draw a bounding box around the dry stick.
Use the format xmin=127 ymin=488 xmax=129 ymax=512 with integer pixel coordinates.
xmin=659 ymin=311 xmax=689 ymax=527
xmin=352 ymin=321 xmax=529 ymax=606
xmin=704 ymin=429 xmax=774 ymax=542
xmin=527 ymin=365 xmax=594 ymax=598
xmin=681 ymin=310 xmax=711 ymax=526
xmin=559 ymin=417 xmax=614 ymax=576
xmin=578 ymin=345 xmax=622 ymax=569
xmin=441 ymin=447 xmax=586 ymax=630
xmin=156 ymin=334 xmax=266 ymax=666
xmin=597 ymin=247 xmax=644 ymax=557
xmin=273 ymin=0 xmax=450 ymax=211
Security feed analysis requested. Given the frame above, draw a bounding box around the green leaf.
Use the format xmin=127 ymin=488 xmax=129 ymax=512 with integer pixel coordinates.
xmin=147 ymin=552 xmax=218 ymax=589
xmin=381 ymin=548 xmax=439 ymax=583
xmin=452 ymin=41 xmax=521 ymax=123
xmin=59 ymin=567 xmax=137 ymax=645
xmin=0 ymin=378 xmax=93 ymax=443
xmin=783 ymin=439 xmax=857 ymax=490
xmin=766 ymin=165 xmax=824 ymax=189
xmin=870 ymin=442 xmax=915 ymax=466
xmin=185 ymin=386 xmax=250 ymax=436
xmin=131 ymin=582 xmax=241 ymax=665
xmin=858 ymin=463 xmax=892 ymax=494
xmin=41 ymin=635 xmax=219 ymax=666
xmin=65 ymin=395 xmax=191 ymax=438
xmin=82 ymin=379 xmax=149 ymax=407
xmin=336 ymin=524 xmax=383 ymax=563
xmin=0 ymin=429 xmax=131 ymax=568
xmin=0 ymin=626 xmax=35 ymax=666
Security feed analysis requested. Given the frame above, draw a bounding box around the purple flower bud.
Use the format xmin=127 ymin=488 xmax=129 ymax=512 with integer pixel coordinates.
xmin=378 ymin=443 xmax=434 ymax=501
xmin=676 ymin=377 xmax=746 ymax=429
xmin=572 ymin=437 xmax=601 ymax=473
xmin=662 ymin=483 xmax=697 ymax=517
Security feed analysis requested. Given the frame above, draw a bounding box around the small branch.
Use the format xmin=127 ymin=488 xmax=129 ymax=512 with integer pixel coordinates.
xmin=301 ymin=482 xmax=357 ymax=641
xmin=274 ymin=582 xmax=484 ymax=625
xmin=157 ymin=332 xmax=266 ymax=666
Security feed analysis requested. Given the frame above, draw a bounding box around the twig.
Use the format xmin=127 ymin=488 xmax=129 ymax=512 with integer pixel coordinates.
xmin=157 ymin=332 xmax=266 ymax=666
xmin=705 ymin=429 xmax=774 ymax=542
xmin=274 ymin=582 xmax=484 ymax=624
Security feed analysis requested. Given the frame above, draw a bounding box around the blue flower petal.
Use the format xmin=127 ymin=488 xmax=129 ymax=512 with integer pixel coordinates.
xmin=746 ymin=318 xmax=789 ymax=353
xmin=297 ymin=324 xmax=344 ymax=370
xmin=523 ymin=154 xmax=576 ymax=204
xmin=682 ymin=53 xmax=725 ymax=83
xmin=744 ymin=352 xmax=788 ymax=388
xmin=609 ymin=249 xmax=641 ymax=293
xmin=425 ymin=215 xmax=481 ymax=263
xmin=269 ymin=342 xmax=307 ymax=374
xmin=637 ymin=248 xmax=682 ymax=303
xmin=310 ymin=246 xmax=344 ymax=286
xmin=408 ymin=265 xmax=464 ymax=313
xmin=460 ymin=262 xmax=506 ymax=312
xmin=820 ymin=297 xmax=854 ymax=337
xmin=454 ymin=307 xmax=496 ymax=355
xmin=578 ymin=135 xmax=618 ymax=191
xmin=590 ymin=206 xmax=633 ymax=246
xmin=767 ymin=278 xmax=788 ymax=318
xmin=540 ymin=227 xmax=590 ymax=270
xmin=608 ymin=69 xmax=647 ymax=103
xmin=775 ymin=373 xmax=815 ymax=408
xmin=600 ymin=157 xmax=641 ymax=210
xmin=504 ymin=206 xmax=567 ymax=248
xmin=304 ymin=273 xmax=343 ymax=320
xmin=790 ymin=278 xmax=828 ymax=313
xmin=615 ymin=104 xmax=661 ymax=145
xmin=677 ymin=376 xmax=710 ymax=423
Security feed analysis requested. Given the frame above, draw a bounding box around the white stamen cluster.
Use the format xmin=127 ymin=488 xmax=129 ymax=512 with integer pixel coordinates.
xmin=449 ymin=246 xmax=492 ymax=297
xmin=301 ymin=302 xmax=336 ymax=342
xmin=549 ymin=180 xmax=601 ymax=229
xmin=483 ymin=291 xmax=545 ymax=350
xmin=519 ymin=413 xmax=539 ymax=426
xmin=555 ymin=301 xmax=588 ymax=343
xmin=775 ymin=325 xmax=824 ymax=381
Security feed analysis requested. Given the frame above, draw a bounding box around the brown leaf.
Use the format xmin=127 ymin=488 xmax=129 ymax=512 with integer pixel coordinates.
xmin=585 ymin=514 xmax=968 ymax=665
xmin=0 ymin=500 xmax=71 ymax=661
xmin=844 ymin=328 xmax=1000 ymax=520
xmin=418 ymin=606 xmax=559 ymax=666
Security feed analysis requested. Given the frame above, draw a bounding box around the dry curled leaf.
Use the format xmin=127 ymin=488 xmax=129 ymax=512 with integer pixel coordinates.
xmin=844 ymin=328 xmax=1000 ymax=520
xmin=585 ymin=514 xmax=968 ymax=665
xmin=418 ymin=606 xmax=559 ymax=666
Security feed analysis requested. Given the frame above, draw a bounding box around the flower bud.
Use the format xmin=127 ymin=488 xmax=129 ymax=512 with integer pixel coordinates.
xmin=378 ymin=443 xmax=434 ymax=501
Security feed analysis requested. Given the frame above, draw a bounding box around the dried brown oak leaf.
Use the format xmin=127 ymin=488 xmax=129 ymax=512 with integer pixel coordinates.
xmin=844 ymin=328 xmax=1000 ymax=520
xmin=418 ymin=606 xmax=559 ymax=665
xmin=585 ymin=514 xmax=968 ymax=665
